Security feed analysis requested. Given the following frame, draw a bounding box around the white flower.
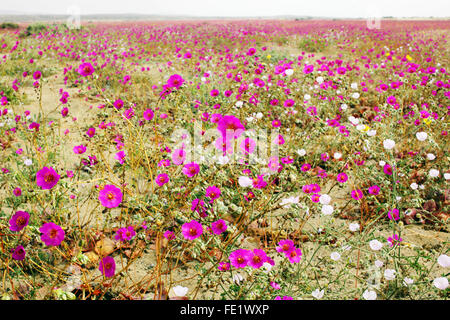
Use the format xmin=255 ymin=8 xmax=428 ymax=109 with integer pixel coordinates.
xmin=297 ymin=149 xmax=306 ymax=156
xmin=330 ymin=252 xmax=341 ymax=261
xmin=384 ymin=269 xmax=396 ymax=281
xmin=311 ymin=289 xmax=324 ymax=299
xmin=383 ymin=139 xmax=395 ymax=150
xmin=316 ymin=76 xmax=324 ymax=83
xmin=444 ymin=173 xmax=450 ymax=180
xmin=255 ymin=112 xmax=263 ymax=119
xmin=433 ymin=277 xmax=448 ymax=290
xmin=369 ymin=239 xmax=383 ymax=251
xmin=348 ymin=116 xmax=359 ymax=125
xmin=341 ymin=103 xmax=348 ymax=110
xmin=351 ymin=82 xmax=358 ymax=89
xmin=24 ymin=159 xmax=32 ymax=166
xmin=285 ymin=69 xmax=294 ymax=76
xmin=280 ymin=196 xmax=300 ymax=208
xmin=426 ymin=153 xmax=435 ymax=160
xmin=235 ymin=101 xmax=243 ymax=108
xmin=379 ymin=160 xmax=386 ymax=166
xmin=429 ymin=169 xmax=439 ymax=178
xmin=349 ymin=222 xmax=360 ymax=232
xmin=173 ymin=285 xmax=189 ymax=297
xmin=356 ymin=124 xmax=365 ymax=131
xmin=403 ymin=277 xmax=414 ymax=286
xmin=232 ymin=273 xmax=244 ymax=285
xmin=321 ymin=205 xmax=334 ymax=215
xmin=319 ymin=194 xmax=331 ymax=205
xmin=238 ymin=176 xmax=253 ymax=188
xmin=367 ymin=130 xmax=377 ymax=137
xmin=304 ymin=94 xmax=311 ymax=100
xmin=375 ymin=260 xmax=384 ymax=268
xmin=362 ymin=289 xmax=377 ymax=300
xmin=262 ymin=262 xmax=273 ymax=273
xmin=352 ymin=92 xmax=360 ymax=99
xmin=410 ymin=182 xmax=418 ymax=190
xmin=217 ymin=155 xmax=230 ymax=165
xmin=333 ymin=152 xmax=342 ymax=159
xmin=437 ymin=254 xmax=450 ymax=268
xmin=415 ymin=131 xmax=427 ymax=141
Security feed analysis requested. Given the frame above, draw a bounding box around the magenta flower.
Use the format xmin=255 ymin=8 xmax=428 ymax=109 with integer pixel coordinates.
xmin=99 ymin=256 xmax=116 ymax=278
xmin=240 ymin=137 xmax=256 ymax=154
xmin=172 ymin=148 xmax=186 ymax=165
xmin=73 ymin=145 xmax=86 ymax=154
xmin=217 ymin=115 xmax=245 ymax=139
xmin=143 ymin=108 xmax=154 ymax=121
xmin=40 ymin=222 xmax=65 ymax=246
xmin=167 ymin=74 xmax=184 ymax=89
xmin=383 ymin=164 xmax=393 ymax=175
xmin=286 ymin=248 xmax=302 ymax=263
xmin=9 ymin=211 xmax=30 ymax=232
xmin=206 ymin=185 xmax=221 ymax=202
xmin=368 ymin=185 xmax=380 ymax=195
xmin=388 ymin=208 xmax=400 ymax=221
xmin=211 ymin=219 xmax=227 ymax=235
xmin=229 ymin=249 xmax=250 ymax=269
xmin=115 ymin=150 xmax=126 ymax=164
xmin=99 ymin=185 xmax=123 ymax=208
xmin=351 ymin=189 xmax=364 ymax=200
xmin=248 ymin=249 xmax=268 ymax=269
xmin=115 ymin=226 xmax=136 ymax=242
xmin=182 ymin=162 xmax=200 ymax=178
xmin=77 ymin=62 xmax=95 ymax=77
xmin=163 ymin=230 xmax=175 ymax=240
xmin=276 ymin=239 xmax=295 ymax=254
xmin=13 ymin=187 xmax=22 ymax=197
xmin=181 ymin=220 xmax=203 ymax=240
xmin=156 ymin=173 xmax=170 ymax=186
xmin=11 ymin=245 xmax=26 ymax=261
xmin=36 ymin=167 xmax=60 ymax=190
xmin=336 ymin=172 xmax=348 ymax=183
xmin=387 ymin=234 xmax=403 ymax=247
xmin=86 ymin=127 xmax=96 ymax=138
xmin=218 ymin=262 xmax=230 ymax=271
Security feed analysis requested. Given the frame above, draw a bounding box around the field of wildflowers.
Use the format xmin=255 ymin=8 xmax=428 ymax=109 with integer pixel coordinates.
xmin=0 ymin=19 xmax=448 ymax=300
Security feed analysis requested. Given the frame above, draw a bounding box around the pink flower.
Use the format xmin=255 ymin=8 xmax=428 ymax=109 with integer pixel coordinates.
xmin=172 ymin=148 xmax=186 ymax=165
xmin=388 ymin=208 xmax=400 ymax=221
xmin=115 ymin=150 xmax=126 ymax=164
xmin=248 ymin=249 xmax=268 ymax=269
xmin=73 ymin=145 xmax=86 ymax=154
xmin=156 ymin=173 xmax=170 ymax=186
xmin=13 ymin=187 xmax=22 ymax=197
xmin=77 ymin=62 xmax=95 ymax=77
xmin=383 ymin=164 xmax=393 ymax=175
xmin=211 ymin=219 xmax=227 ymax=235
xmin=336 ymin=172 xmax=348 ymax=183
xmin=286 ymin=248 xmax=302 ymax=263
xmin=206 ymin=185 xmax=221 ymax=202
xmin=36 ymin=167 xmax=60 ymax=190
xmin=163 ymin=230 xmax=175 ymax=240
xmin=11 ymin=245 xmax=26 ymax=261
xmin=99 ymin=256 xmax=116 ymax=278
xmin=9 ymin=211 xmax=30 ymax=232
xmin=368 ymin=185 xmax=380 ymax=195
xmin=276 ymin=239 xmax=295 ymax=254
xmin=387 ymin=234 xmax=402 ymax=247
xmin=240 ymin=137 xmax=256 ymax=154
xmin=218 ymin=262 xmax=230 ymax=271
xmin=217 ymin=115 xmax=245 ymax=139
xmin=115 ymin=226 xmax=136 ymax=242
xmin=99 ymin=185 xmax=123 ymax=208
xmin=167 ymin=74 xmax=184 ymax=89
xmin=40 ymin=222 xmax=65 ymax=246
xmin=181 ymin=220 xmax=203 ymax=240
xmin=229 ymin=249 xmax=250 ymax=269
xmin=182 ymin=162 xmax=200 ymax=178
xmin=86 ymin=127 xmax=96 ymax=138
xmin=351 ymin=189 xmax=364 ymax=200
xmin=143 ymin=108 xmax=154 ymax=121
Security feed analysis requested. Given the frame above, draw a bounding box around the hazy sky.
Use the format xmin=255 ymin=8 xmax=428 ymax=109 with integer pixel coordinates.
xmin=4 ymin=0 xmax=450 ymax=17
